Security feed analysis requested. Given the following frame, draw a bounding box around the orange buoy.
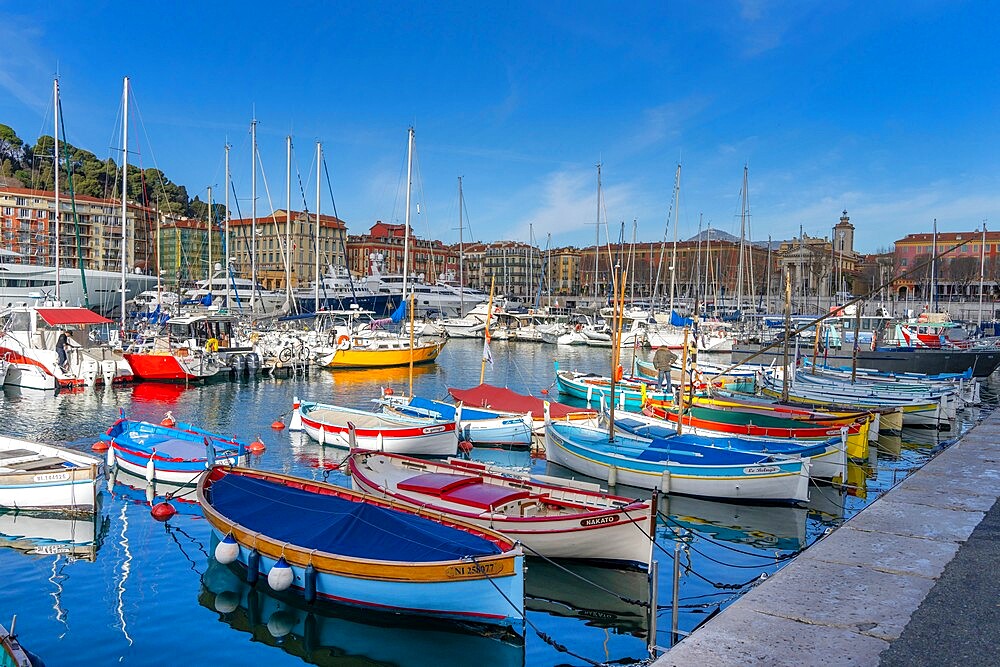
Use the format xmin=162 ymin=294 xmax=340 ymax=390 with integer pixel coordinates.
xmin=458 ymin=440 xmax=474 ymax=454
xmin=384 ymin=387 xmax=394 ymax=396
xmin=160 ymin=411 xmax=177 ymax=427
xmin=271 ymin=420 xmax=286 ymax=430
xmin=150 ymin=502 xmax=176 ymax=521
xmin=614 ymin=365 xmax=624 ymax=382
xmin=540 ymin=389 xmax=549 ymax=395
xmin=248 ymin=437 xmax=266 ymax=454
xmin=92 ymin=441 xmax=109 ymax=452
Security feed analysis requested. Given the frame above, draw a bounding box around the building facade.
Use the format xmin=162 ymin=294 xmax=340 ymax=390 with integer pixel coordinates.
xmin=156 ymin=218 xmax=223 ymax=288
xmin=0 ymin=186 xmax=155 ymax=274
xmin=346 ymin=221 xmax=454 ymax=284
xmin=894 ymin=229 xmax=1000 ymax=301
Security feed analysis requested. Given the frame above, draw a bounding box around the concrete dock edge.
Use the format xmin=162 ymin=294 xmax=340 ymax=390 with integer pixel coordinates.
xmin=653 ymin=411 xmax=1000 ymax=667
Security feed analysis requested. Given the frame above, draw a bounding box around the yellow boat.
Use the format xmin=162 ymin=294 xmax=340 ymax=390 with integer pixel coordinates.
xmin=317 ymin=335 xmax=446 ymax=369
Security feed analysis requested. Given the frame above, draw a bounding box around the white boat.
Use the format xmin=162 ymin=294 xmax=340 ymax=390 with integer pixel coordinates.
xmin=291 ymin=399 xmax=459 ymax=456
xmin=0 ymin=358 xmax=7 ymax=386
xmin=0 ymin=305 xmax=134 ymax=388
xmin=348 ymin=450 xmax=654 ymax=568
xmin=2 ymin=363 xmax=57 ymax=391
xmin=184 ymin=270 xmax=286 ymax=315
xmin=0 ymin=436 xmax=101 ymax=512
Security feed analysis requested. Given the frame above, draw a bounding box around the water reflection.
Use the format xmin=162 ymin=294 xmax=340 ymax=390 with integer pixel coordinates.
xmin=524 ymin=559 xmax=650 ymax=638
xmin=0 ymin=508 xmax=107 ymax=561
xmin=200 ymin=556 xmax=525 ymax=667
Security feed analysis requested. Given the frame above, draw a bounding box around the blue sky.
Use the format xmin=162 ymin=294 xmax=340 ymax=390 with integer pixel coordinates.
xmin=2 ymin=1 xmax=998 ymax=253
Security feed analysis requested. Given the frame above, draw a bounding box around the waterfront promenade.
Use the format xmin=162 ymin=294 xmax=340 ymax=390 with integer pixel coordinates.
xmin=654 ymin=410 xmax=1000 ymax=667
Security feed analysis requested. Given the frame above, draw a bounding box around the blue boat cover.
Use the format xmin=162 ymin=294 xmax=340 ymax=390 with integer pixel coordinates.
xmin=209 ymin=474 xmax=503 ymax=562
xmin=407 ymin=396 xmax=499 ymax=421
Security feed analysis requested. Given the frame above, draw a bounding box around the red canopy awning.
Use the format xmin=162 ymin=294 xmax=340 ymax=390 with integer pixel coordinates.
xmin=448 ymin=383 xmax=594 ymax=419
xmin=36 ymin=308 xmax=112 ymax=326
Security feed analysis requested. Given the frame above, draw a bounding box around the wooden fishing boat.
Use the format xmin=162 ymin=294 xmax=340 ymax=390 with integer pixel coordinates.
xmin=448 ymin=383 xmax=595 ymax=434
xmin=380 ymin=394 xmax=533 ymax=447
xmin=641 ymin=400 xmax=869 ymax=460
xmin=1 ymin=618 xmax=36 ymax=667
xmin=349 ymin=450 xmax=654 ymax=568
xmin=291 ymin=399 xmax=458 ymax=456
xmin=610 ymin=413 xmax=847 ymax=480
xmin=544 ymin=418 xmax=810 ymax=503
xmin=554 ymin=362 xmax=671 ymax=411
xmin=101 ymin=413 xmax=248 ymax=484
xmin=199 ymin=466 xmax=524 ymax=630
xmin=0 ymin=436 xmax=101 ymax=512
xmin=315 ymin=334 xmax=445 ymax=369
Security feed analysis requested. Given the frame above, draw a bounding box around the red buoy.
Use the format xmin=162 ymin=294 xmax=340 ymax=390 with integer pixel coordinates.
xmin=540 ymin=389 xmax=549 ymax=395
xmin=150 ymin=502 xmax=176 ymax=521
xmin=458 ymin=440 xmax=474 ymax=454
xmin=384 ymin=387 xmax=394 ymax=396
xmin=91 ymin=441 xmax=109 ymax=452
xmin=248 ymin=437 xmax=266 ymax=454
xmin=271 ymin=420 xmax=285 ymax=430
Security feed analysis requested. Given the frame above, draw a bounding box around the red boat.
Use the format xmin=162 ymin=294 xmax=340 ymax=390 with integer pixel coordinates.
xmin=123 ymin=349 xmax=220 ymax=382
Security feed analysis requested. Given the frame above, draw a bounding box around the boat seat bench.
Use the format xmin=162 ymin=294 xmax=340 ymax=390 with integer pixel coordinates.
xmin=8 ymin=457 xmax=81 ymax=472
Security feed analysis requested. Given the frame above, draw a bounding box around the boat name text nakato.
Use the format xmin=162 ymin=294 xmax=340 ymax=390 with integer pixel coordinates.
xmin=580 ymin=515 xmax=621 ymax=527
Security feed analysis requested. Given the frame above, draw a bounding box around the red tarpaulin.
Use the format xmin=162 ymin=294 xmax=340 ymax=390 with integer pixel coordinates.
xmin=448 ymin=383 xmax=594 ymax=419
xmin=36 ymin=308 xmax=112 ymax=326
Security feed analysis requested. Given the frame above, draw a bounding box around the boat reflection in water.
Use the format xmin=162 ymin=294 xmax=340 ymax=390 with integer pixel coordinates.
xmin=200 ymin=556 xmax=525 ymax=667
xmin=0 ymin=507 xmax=107 ymax=561
xmin=109 ymin=467 xmax=203 ymax=514
xmin=524 ymin=558 xmax=650 ymax=638
xmin=658 ymin=493 xmax=808 ymax=552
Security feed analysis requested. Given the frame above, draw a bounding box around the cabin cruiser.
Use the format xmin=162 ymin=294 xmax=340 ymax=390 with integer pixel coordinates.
xmin=183 ymin=270 xmax=286 ymax=316
xmin=291 ymin=265 xmax=397 ymax=317
xmin=0 ymin=304 xmax=133 ymax=388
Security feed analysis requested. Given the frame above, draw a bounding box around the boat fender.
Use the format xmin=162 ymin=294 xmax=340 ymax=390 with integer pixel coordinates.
xmin=145 ymin=455 xmax=156 ymax=483
xmin=247 ymin=588 xmax=262 ymax=626
xmin=150 ymin=501 xmax=176 ymax=521
xmin=586 ymin=385 xmax=593 ymax=404
xmin=614 ymin=365 xmax=624 ymax=382
xmin=317 ymin=426 xmax=325 ymax=446
xmin=215 ymin=534 xmax=240 ymax=565
xmin=267 ymin=609 xmax=296 ymax=639
xmin=337 ymin=335 xmax=351 ymax=350
xmin=246 ymin=549 xmax=261 ymax=585
xmin=458 ymin=440 xmax=474 ymax=457
xmin=608 ymin=464 xmax=618 ymax=487
xmin=145 ymin=484 xmax=155 ymax=505
xmin=303 ymin=612 xmax=319 ymax=654
xmin=660 ymin=470 xmax=671 ymax=493
xmin=267 ymin=556 xmax=294 ymax=592
xmin=289 ymin=398 xmax=303 ymax=432
xmin=303 ymin=564 xmax=317 ymax=604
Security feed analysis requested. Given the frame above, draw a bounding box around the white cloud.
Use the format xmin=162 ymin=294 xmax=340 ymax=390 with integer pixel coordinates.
xmin=0 ymin=20 xmax=50 ymax=112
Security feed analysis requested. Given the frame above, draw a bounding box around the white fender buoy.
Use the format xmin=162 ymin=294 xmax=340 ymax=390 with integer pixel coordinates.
xmin=375 ymin=432 xmax=384 ymax=451
xmin=660 ymin=470 xmax=671 ymax=493
xmin=267 ymin=609 xmax=296 ymax=639
xmin=267 ymin=556 xmax=294 ymax=592
xmin=289 ymin=397 xmax=303 ymax=432
xmin=106 ymin=445 xmax=116 ymax=469
xmin=214 ymin=591 xmax=239 ymax=614
xmin=608 ymin=464 xmax=618 ymax=487
xmin=145 ymin=455 xmax=156 ymax=483
xmin=586 ymin=385 xmax=593 ymax=404
xmin=145 ymin=484 xmax=155 ymax=505
xmin=317 ymin=425 xmax=325 ymax=446
xmin=215 ymin=534 xmax=240 ymax=565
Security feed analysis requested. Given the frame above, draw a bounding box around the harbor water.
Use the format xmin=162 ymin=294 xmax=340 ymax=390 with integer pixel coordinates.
xmin=0 ymin=338 xmax=990 ymax=666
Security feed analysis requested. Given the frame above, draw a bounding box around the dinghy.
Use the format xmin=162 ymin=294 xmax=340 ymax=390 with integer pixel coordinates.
xmin=0 ymin=436 xmax=101 ymax=513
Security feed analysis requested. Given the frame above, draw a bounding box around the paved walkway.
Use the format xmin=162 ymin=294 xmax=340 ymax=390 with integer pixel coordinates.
xmin=654 ymin=412 xmax=1000 ymax=667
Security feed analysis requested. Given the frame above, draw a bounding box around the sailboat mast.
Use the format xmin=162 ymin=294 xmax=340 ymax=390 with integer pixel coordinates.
xmin=458 ymin=175 xmax=464 ymax=315
xmin=594 ymin=162 xmax=601 ymax=302
xmin=736 ymin=165 xmax=748 ymax=312
xmin=402 ymin=127 xmax=414 ymax=299
xmin=314 ymin=141 xmax=322 ymax=313
xmin=930 ymin=218 xmax=938 ymax=311
xmin=250 ymin=117 xmax=259 ymax=314
xmin=53 ymin=78 xmax=61 ymax=302
xmin=668 ymin=163 xmax=681 ymax=316
xmin=207 ymin=186 xmax=213 ymax=286
xmin=980 ymin=222 xmax=987 ymax=328
xmin=224 ymin=143 xmax=231 ymax=309
xmin=286 ymin=136 xmax=292 ymax=306
xmin=120 ymin=76 xmax=129 ymax=330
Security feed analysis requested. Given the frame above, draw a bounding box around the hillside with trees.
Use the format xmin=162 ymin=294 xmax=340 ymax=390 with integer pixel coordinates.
xmin=0 ymin=122 xmax=221 ymax=220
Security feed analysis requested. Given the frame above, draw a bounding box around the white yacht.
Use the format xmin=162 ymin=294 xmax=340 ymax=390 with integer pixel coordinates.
xmin=0 ymin=249 xmax=157 ymax=317
xmin=292 ymin=265 xmax=397 ymax=316
xmin=183 ymin=270 xmax=287 ymax=316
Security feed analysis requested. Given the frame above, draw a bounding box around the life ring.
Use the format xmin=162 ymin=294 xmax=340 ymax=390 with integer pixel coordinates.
xmin=337 ymin=335 xmax=351 ymax=351
xmin=205 ymin=338 xmax=219 ymax=352
xmin=614 ymin=365 xmax=624 ymax=382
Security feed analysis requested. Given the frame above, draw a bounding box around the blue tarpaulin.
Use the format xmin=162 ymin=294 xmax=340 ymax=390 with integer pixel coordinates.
xmin=670 ymin=310 xmax=693 ymax=327
xmin=390 ymin=299 xmax=408 ymax=323
xmin=208 ymin=473 xmax=502 ymax=562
